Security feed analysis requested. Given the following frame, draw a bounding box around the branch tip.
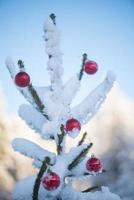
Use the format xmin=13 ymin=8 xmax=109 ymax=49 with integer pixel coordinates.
xmin=18 ymin=59 xmax=24 ymax=68
xmin=50 ymin=13 xmax=56 ymax=25
xmin=83 ymin=53 xmax=87 ymax=59
xmin=79 ymin=53 xmax=88 ymax=80
xmin=57 ymin=124 xmax=66 ymax=154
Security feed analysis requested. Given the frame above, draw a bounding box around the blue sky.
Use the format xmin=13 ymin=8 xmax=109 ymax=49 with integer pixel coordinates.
xmin=0 ymin=0 xmax=134 ymax=113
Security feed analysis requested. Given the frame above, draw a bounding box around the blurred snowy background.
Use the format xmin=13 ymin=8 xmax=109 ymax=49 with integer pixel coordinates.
xmin=0 ymin=0 xmax=134 ymax=199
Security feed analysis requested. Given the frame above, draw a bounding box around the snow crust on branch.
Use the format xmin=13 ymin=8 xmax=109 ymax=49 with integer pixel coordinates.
xmin=71 ymin=71 xmax=116 ymax=124
xmin=5 ymin=57 xmax=16 ymax=78
xmin=62 ymin=75 xmax=80 ymax=105
xmin=44 ymin=17 xmax=63 ymax=98
xmin=12 ymin=138 xmax=56 ymax=165
xmin=19 ymin=104 xmax=45 ymax=134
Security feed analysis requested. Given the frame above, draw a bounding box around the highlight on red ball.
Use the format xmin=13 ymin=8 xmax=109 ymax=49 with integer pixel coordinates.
xmin=15 ymin=71 xmax=30 ymax=87
xmin=86 ymin=156 xmax=102 ymax=172
xmin=41 ymin=172 xmax=60 ymax=191
xmin=65 ymin=118 xmax=81 ymax=132
xmin=84 ymin=60 xmax=98 ymax=75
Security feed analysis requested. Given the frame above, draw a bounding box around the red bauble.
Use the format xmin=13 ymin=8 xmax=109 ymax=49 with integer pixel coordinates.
xmin=15 ymin=72 xmax=30 ymax=87
xmin=86 ymin=157 xmax=102 ymax=172
xmin=41 ymin=172 xmax=60 ymax=191
xmin=84 ymin=60 xmax=98 ymax=75
xmin=65 ymin=118 xmax=81 ymax=132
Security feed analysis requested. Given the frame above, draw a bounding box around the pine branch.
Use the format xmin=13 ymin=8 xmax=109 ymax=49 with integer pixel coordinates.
xmin=17 ymin=60 xmax=49 ymax=120
xmin=79 ymin=53 xmax=87 ymax=80
xmin=78 ymin=132 xmax=87 ymax=146
xmin=57 ymin=124 xmax=66 ymax=154
xmin=28 ymin=84 xmax=49 ymax=120
xmin=66 ymin=169 xmax=106 ymax=179
xmin=84 ymin=169 xmax=106 ymax=176
xmin=82 ymin=185 xmax=101 ymax=193
xmin=68 ymin=143 xmax=93 ymax=170
xmin=32 ymin=157 xmax=50 ymax=200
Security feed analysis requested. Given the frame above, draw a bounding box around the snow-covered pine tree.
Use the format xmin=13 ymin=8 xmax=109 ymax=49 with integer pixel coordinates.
xmin=5 ymin=14 xmax=121 ymax=200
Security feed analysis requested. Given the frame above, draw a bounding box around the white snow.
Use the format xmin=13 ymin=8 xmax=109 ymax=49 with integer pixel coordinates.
xmin=5 ymin=57 xmax=16 ymax=79
xmin=62 ymin=75 xmax=80 ymax=105
xmin=19 ymin=104 xmax=46 ymax=134
xmin=12 ymin=138 xmax=56 ymax=165
xmin=66 ymin=128 xmax=80 ymax=138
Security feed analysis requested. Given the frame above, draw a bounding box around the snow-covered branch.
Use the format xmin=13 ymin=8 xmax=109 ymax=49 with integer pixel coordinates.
xmin=44 ymin=15 xmax=63 ymax=98
xmin=5 ymin=57 xmax=35 ymax=105
xmin=62 ymin=75 xmax=80 ymax=106
xmin=67 ymin=144 xmax=92 ymax=171
xmin=62 ymin=53 xmax=87 ymax=106
xmin=12 ymin=138 xmax=56 ymax=165
xmin=19 ymin=104 xmax=46 ymax=134
xmin=71 ymin=71 xmax=116 ymax=124
xmin=5 ymin=57 xmax=49 ymax=120
xmin=5 ymin=57 xmax=17 ymax=79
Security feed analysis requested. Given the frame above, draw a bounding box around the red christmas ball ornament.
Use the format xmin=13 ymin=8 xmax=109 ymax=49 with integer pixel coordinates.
xmin=65 ymin=118 xmax=81 ymax=132
xmin=84 ymin=60 xmax=98 ymax=75
xmin=41 ymin=172 xmax=60 ymax=191
xmin=15 ymin=72 xmax=30 ymax=87
xmin=86 ymin=156 xmax=102 ymax=172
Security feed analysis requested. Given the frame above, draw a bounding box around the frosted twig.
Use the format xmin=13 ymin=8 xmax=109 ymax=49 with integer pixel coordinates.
xmin=28 ymin=83 xmax=49 ymax=120
xmin=18 ymin=59 xmax=25 ymax=69
xmin=68 ymin=143 xmax=93 ymax=170
xmin=82 ymin=186 xmax=101 ymax=193
xmin=78 ymin=132 xmax=87 ymax=146
xmin=50 ymin=13 xmax=56 ymax=25
xmin=79 ymin=53 xmax=87 ymax=80
xmin=32 ymin=157 xmax=50 ymax=200
xmin=44 ymin=13 xmax=63 ymax=95
xmin=66 ymin=169 xmax=106 ymax=179
xmin=57 ymin=124 xmax=66 ymax=154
